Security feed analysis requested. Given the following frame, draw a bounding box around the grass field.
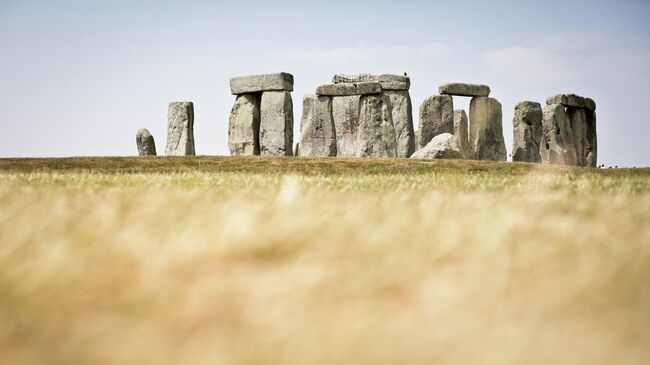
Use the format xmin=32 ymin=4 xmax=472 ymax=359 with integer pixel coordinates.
xmin=1 ymin=156 xmax=649 ymax=365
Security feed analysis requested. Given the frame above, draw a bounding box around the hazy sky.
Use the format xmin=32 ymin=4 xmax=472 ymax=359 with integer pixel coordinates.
xmin=1 ymin=0 xmax=649 ymax=166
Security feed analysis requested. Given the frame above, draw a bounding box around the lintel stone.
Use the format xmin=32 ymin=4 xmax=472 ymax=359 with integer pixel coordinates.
xmin=439 ymin=83 xmax=491 ymax=97
xmin=230 ymin=72 xmax=294 ymax=95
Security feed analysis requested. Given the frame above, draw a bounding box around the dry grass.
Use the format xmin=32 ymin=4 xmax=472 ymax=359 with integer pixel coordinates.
xmin=1 ymin=157 xmax=649 ymax=364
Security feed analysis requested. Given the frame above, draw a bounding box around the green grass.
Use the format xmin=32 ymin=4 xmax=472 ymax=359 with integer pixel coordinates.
xmin=1 ymin=157 xmax=649 ymax=365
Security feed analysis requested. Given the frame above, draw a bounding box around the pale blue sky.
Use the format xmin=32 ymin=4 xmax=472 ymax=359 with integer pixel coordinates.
xmin=1 ymin=0 xmax=649 ymax=166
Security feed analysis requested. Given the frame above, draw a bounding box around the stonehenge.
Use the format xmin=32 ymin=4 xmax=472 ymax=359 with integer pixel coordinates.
xmin=136 ymin=128 xmax=156 ymax=156
xmin=166 ymin=101 xmax=195 ymax=156
xmin=135 ymin=72 xmax=599 ymax=168
xmin=228 ymin=73 xmax=294 ymax=156
xmin=512 ymin=101 xmax=543 ymax=163
xmin=418 ymin=82 xmax=505 ymax=161
xmin=297 ymin=73 xmax=412 ymax=158
xmin=540 ymin=94 xmax=597 ymax=167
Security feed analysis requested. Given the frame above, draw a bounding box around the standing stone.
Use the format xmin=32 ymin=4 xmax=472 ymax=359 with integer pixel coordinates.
xmin=260 ymin=91 xmax=293 ymax=156
xmin=586 ymin=112 xmax=597 ymax=167
xmin=385 ymin=90 xmax=415 ymax=157
xmin=136 ymin=128 xmax=157 ymax=156
xmin=165 ymin=101 xmax=195 ymax=156
xmin=569 ymin=107 xmax=588 ymax=166
xmin=228 ymin=94 xmax=260 ymax=156
xmin=332 ymin=95 xmax=361 ymax=157
xmin=417 ymin=95 xmax=453 ymax=149
xmin=297 ymin=95 xmax=336 ymax=157
xmin=540 ymin=104 xmax=577 ymax=165
xmin=355 ymin=94 xmax=397 ymax=157
xmin=469 ymin=97 xmax=507 ymax=161
xmin=512 ymin=101 xmax=543 ymax=163
xmin=410 ymin=133 xmax=462 ymax=160
xmin=453 ymin=110 xmax=471 ymax=159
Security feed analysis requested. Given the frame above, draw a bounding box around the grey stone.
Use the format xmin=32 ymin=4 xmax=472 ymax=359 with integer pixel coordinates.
xmin=230 ymin=73 xmax=293 ymax=95
xmin=297 ymin=95 xmax=336 ymax=157
xmin=439 ymin=83 xmax=491 ymax=97
xmin=540 ymin=104 xmax=577 ymax=165
xmin=356 ymin=82 xmax=382 ymax=95
xmin=332 ymin=74 xmax=410 ymax=90
xmin=165 ymin=101 xmax=195 ymax=156
xmin=355 ymin=94 xmax=397 ymax=157
xmin=332 ymin=95 xmax=361 ymax=157
xmin=384 ymin=90 xmax=415 ymax=157
xmin=260 ymin=91 xmax=294 ymax=156
xmin=512 ymin=101 xmax=543 ymax=163
xmin=569 ymin=108 xmax=589 ymax=167
xmin=410 ymin=133 xmax=461 ymax=160
xmin=136 ymin=128 xmax=156 ymax=156
xmin=546 ymin=94 xmax=596 ymax=112
xmin=228 ymin=94 xmax=260 ymax=156
xmin=453 ymin=109 xmax=471 ymax=159
xmin=416 ymin=95 xmax=453 ymax=149
xmin=586 ymin=112 xmax=597 ymax=167
xmin=469 ymin=97 xmax=507 ymax=161
xmin=316 ymin=83 xmax=357 ymax=96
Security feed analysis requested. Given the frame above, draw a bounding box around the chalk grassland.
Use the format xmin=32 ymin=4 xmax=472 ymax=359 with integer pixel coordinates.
xmin=1 ymin=157 xmax=649 ymax=365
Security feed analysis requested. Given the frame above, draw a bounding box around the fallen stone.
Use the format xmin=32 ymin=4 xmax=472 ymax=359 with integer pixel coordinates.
xmin=410 ymin=133 xmax=461 ymax=160
xmin=230 ymin=73 xmax=293 ymax=95
xmin=453 ymin=109 xmax=471 ymax=159
xmin=540 ymin=103 xmax=577 ymax=165
xmin=228 ymin=94 xmax=260 ymax=156
xmin=385 ymin=90 xmax=415 ymax=157
xmin=512 ymin=101 xmax=543 ymax=163
xmin=332 ymin=74 xmax=410 ymax=90
xmin=546 ymin=94 xmax=596 ymax=112
xmin=332 ymin=95 xmax=361 ymax=157
xmin=260 ymin=91 xmax=294 ymax=156
xmin=297 ymin=95 xmax=336 ymax=157
xmin=316 ymin=83 xmax=357 ymax=96
xmin=439 ymin=83 xmax=491 ymax=97
xmin=469 ymin=97 xmax=507 ymax=161
xmin=165 ymin=101 xmax=195 ymax=156
xmin=136 ymin=128 xmax=156 ymax=156
xmin=417 ymin=95 xmax=453 ymax=149
xmin=355 ymin=94 xmax=397 ymax=157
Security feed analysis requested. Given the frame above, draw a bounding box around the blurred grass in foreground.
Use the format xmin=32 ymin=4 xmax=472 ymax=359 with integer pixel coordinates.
xmin=1 ymin=157 xmax=649 ymax=364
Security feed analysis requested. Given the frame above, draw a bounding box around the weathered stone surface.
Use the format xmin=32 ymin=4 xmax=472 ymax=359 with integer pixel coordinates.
xmin=416 ymin=95 xmax=453 ymax=149
xmin=453 ymin=109 xmax=471 ymax=159
xmin=297 ymin=95 xmax=336 ymax=157
xmin=260 ymin=91 xmax=293 ymax=156
xmin=230 ymin=73 xmax=293 ymax=95
xmin=165 ymin=101 xmax=195 ymax=156
xmin=540 ymin=104 xmax=577 ymax=165
xmin=355 ymin=94 xmax=397 ymax=157
xmin=469 ymin=97 xmax=506 ymax=161
xmin=228 ymin=94 xmax=260 ymax=156
xmin=569 ymin=108 xmax=588 ymax=167
xmin=136 ymin=128 xmax=156 ymax=156
xmin=586 ymin=112 xmax=597 ymax=167
xmin=546 ymin=94 xmax=596 ymax=112
xmin=512 ymin=101 xmax=543 ymax=163
xmin=439 ymin=83 xmax=491 ymax=97
xmin=332 ymin=74 xmax=410 ymax=90
xmin=356 ymin=82 xmax=382 ymax=95
xmin=316 ymin=83 xmax=357 ymax=96
xmin=332 ymin=95 xmax=361 ymax=157
xmin=385 ymin=90 xmax=415 ymax=157
xmin=410 ymin=133 xmax=461 ymax=160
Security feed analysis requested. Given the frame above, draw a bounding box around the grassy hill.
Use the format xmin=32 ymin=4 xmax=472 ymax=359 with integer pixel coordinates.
xmin=1 ymin=157 xmax=649 ymax=364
